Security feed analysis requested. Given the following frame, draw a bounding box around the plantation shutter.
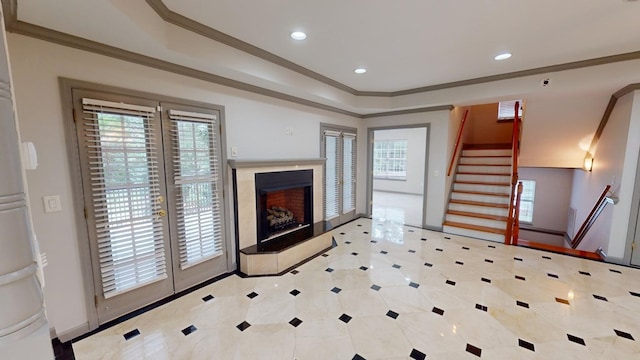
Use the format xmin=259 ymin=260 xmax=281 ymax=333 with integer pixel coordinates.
xmin=324 ymin=130 xmax=341 ymax=219
xmin=498 ymin=100 xmax=523 ymax=120
xmin=168 ymin=109 xmax=223 ymax=269
xmin=82 ymin=98 xmax=167 ymax=299
xmin=342 ymin=132 xmax=356 ymax=213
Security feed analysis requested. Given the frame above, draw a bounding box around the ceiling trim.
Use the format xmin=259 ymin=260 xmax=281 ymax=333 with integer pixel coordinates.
xmin=361 ymin=105 xmax=453 ymax=119
xmin=147 ymin=0 xmax=640 ymax=97
xmin=0 ymin=2 xmax=453 ymax=119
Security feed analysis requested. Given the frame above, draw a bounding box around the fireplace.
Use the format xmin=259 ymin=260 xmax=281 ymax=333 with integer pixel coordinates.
xmin=255 ymin=170 xmax=313 ymax=250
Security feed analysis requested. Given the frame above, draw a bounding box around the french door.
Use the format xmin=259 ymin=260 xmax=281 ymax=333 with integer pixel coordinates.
xmin=72 ymin=90 xmax=227 ymax=323
xmin=322 ymin=126 xmax=357 ymax=227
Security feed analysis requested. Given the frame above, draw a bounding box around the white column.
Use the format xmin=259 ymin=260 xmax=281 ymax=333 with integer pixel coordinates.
xmin=0 ymin=4 xmax=53 ymax=359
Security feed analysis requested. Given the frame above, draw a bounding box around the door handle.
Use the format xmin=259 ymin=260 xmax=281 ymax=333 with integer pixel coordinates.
xmin=157 ymin=209 xmax=167 ymax=217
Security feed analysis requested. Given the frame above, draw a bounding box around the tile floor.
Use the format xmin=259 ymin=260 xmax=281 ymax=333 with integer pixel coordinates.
xmin=372 ymin=190 xmax=423 ymax=227
xmin=73 ymin=218 xmax=640 ymax=359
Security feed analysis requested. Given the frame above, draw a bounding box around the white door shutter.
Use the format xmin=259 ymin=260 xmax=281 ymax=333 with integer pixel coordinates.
xmin=342 ymin=132 xmax=356 ymax=213
xmin=82 ymin=98 xmax=167 ymax=299
xmin=168 ymin=110 xmax=223 ymax=269
xmin=324 ymin=130 xmax=340 ymax=220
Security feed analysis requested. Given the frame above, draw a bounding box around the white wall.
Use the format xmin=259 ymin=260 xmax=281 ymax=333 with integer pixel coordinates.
xmin=7 ymin=34 xmax=364 ymax=338
xmin=518 ymin=167 xmax=573 ymax=232
xmin=364 ymin=111 xmax=451 ymax=229
xmin=568 ymin=91 xmax=636 ymax=258
xmin=372 ymin=127 xmax=427 ymax=195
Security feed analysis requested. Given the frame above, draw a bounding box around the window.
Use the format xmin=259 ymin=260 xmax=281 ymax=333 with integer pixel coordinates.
xmin=498 ymin=99 xmax=523 ymax=121
xmin=373 ymin=140 xmax=407 ymax=180
xmin=518 ymin=180 xmax=536 ymax=223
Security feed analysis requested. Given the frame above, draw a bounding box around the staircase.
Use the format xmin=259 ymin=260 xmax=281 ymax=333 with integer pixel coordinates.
xmin=443 ymin=146 xmax=512 ymax=242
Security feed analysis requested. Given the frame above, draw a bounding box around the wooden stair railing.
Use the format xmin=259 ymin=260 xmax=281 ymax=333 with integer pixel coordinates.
xmin=505 ymin=101 xmax=521 ymax=245
xmin=570 ymin=185 xmax=612 ymax=249
xmin=447 ymin=109 xmax=469 ymax=177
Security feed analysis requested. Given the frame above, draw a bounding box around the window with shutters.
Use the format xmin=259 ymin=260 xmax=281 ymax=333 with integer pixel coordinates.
xmin=321 ymin=126 xmax=357 ymax=224
xmin=518 ymin=180 xmax=536 ymax=224
xmin=498 ymin=100 xmax=523 ymax=121
xmin=373 ymin=140 xmax=407 ymax=180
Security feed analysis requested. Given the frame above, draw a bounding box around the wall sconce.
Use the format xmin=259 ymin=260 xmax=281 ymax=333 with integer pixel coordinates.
xmin=583 ymin=154 xmax=594 ymax=172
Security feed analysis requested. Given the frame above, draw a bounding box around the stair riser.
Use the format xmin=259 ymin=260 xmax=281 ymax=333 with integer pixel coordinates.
xmin=456 ymin=174 xmax=511 ymax=183
xmin=462 ymin=149 xmax=512 ymax=157
xmin=459 ymin=157 xmax=511 ymax=165
xmin=458 ymin=165 xmax=512 ymax=174
xmin=453 ymin=183 xmax=511 ymax=194
xmin=449 ymin=203 xmax=509 ymax=217
xmin=451 ymin=192 xmax=510 ymax=205
xmin=443 ymin=226 xmax=505 ymax=243
xmin=445 ymin=214 xmax=506 ymax=229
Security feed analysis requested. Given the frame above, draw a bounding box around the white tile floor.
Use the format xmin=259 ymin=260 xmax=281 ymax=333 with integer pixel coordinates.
xmin=74 ymin=218 xmax=640 ymax=359
xmin=372 ymin=191 xmax=423 ymax=227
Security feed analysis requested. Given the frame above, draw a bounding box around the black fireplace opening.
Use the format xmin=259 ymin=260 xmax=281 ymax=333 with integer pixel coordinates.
xmin=256 ymin=170 xmax=313 ymax=250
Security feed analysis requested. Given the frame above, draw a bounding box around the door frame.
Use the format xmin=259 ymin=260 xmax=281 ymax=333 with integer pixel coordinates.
xmin=59 ymin=78 xmax=233 ymax=338
xmin=366 ymin=124 xmax=430 ymax=228
xmin=623 ymin=143 xmax=640 ymax=267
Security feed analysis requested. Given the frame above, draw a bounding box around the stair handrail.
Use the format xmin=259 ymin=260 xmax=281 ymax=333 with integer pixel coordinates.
xmin=447 ymin=109 xmax=470 ymax=176
xmin=512 ymin=181 xmax=523 ymax=245
xmin=571 ymin=185 xmax=612 ymax=249
xmin=505 ymin=101 xmax=520 ymax=245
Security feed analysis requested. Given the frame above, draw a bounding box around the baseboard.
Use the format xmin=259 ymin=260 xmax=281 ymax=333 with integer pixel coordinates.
xmin=424 ymin=225 xmax=443 ymax=232
xmin=57 ymin=322 xmax=90 ymax=342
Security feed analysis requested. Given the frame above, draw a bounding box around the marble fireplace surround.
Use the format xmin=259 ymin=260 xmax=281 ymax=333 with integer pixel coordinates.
xmin=229 ymin=159 xmax=332 ymax=276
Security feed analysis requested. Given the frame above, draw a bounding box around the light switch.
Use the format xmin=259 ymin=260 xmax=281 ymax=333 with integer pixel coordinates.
xmin=231 ymin=146 xmax=238 ymax=157
xmin=43 ymin=195 xmax=62 ymax=213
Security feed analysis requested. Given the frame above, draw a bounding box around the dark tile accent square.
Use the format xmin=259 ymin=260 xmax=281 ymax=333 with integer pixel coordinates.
xmin=432 ymin=307 xmax=444 ymax=315
xmin=357 ymin=224 xmax=362 ymax=227
xmin=370 ymin=240 xmax=378 ymax=243
xmin=488 ymin=245 xmax=496 ymax=248
xmin=444 ymin=236 xmax=451 ymax=239
xmin=408 ymin=249 xmax=416 ymax=253
xmin=123 ymin=329 xmax=140 ymax=341
xmin=514 ymin=257 xmax=523 ymax=261
xmin=409 ymin=282 xmax=420 ymax=288
xmin=481 ymin=277 xmax=491 ymax=283
xmin=515 ymin=275 xmax=526 ymax=281
xmin=290 ymin=269 xmax=299 ymax=275
xmin=518 ymin=339 xmax=535 ymax=352
xmin=547 ymin=273 xmax=559 ymax=279
xmin=436 ymin=248 xmax=444 ymax=252
xmin=630 ymin=291 xmax=640 ymax=297
xmin=409 ymin=348 xmax=426 ymax=360
xmin=331 ymin=287 xmax=342 ymax=294
xmin=516 ymin=300 xmax=530 ymax=308
xmin=579 ymin=271 xmax=591 ymax=276
xmin=461 ymin=246 xmax=470 ymax=251
xmin=593 ymin=294 xmax=608 ymax=301
xmin=386 ymin=310 xmax=399 ymax=319
xmin=359 ymin=266 xmax=369 ymax=271
xmin=392 ymin=264 xmax=402 ymax=269
xmin=246 ymin=291 xmax=258 ymax=299
xmin=289 ymin=317 xmax=303 ymax=327
xmin=614 ymin=329 xmax=635 ymax=340
xmin=466 ymin=343 xmax=482 ymax=357
xmin=202 ymin=294 xmax=214 ymax=302
xmin=475 ymin=304 xmax=488 ymax=312
xmin=322 ymin=253 xmax=329 ymax=257
xmin=485 ymin=259 xmax=494 ymax=263
xmin=325 ymin=267 xmax=334 ymax=273
xmin=371 ymin=284 xmax=381 ymax=291
xmin=542 ymin=255 xmax=552 ymax=259
xmin=455 ymin=261 xmax=464 ymax=265
xmin=345 ymin=241 xmax=352 ymax=244
xmin=610 ymin=269 xmax=622 ymax=274
xmin=424 ymin=262 xmax=433 ymax=267
xmin=380 ymin=250 xmax=388 ymax=255
xmin=555 ymin=297 xmax=570 ymax=305
xmin=237 ymin=321 xmax=251 ymax=331
xmin=352 ymin=354 xmax=366 ymax=360
xmin=181 ymin=325 xmax=197 ymax=336
xmin=351 ymin=252 xmax=358 ymax=256
xmin=446 ymin=280 xmax=456 ymax=286
xmin=408 ymin=229 xmax=415 ymax=233
xmin=363 ymin=231 xmax=369 ymax=234
xmin=421 ymin=237 xmax=427 ymax=241
xmin=567 ymin=334 xmax=586 ymax=346
xmin=340 ymin=232 xmax=345 ymax=235
xmin=339 ymin=313 xmax=352 ymax=323
xmin=290 ymin=289 xmax=300 ymax=296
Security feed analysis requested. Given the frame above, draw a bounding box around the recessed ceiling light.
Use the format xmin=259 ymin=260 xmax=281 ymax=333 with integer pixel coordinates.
xmin=290 ymin=31 xmax=307 ymax=40
xmin=494 ymin=53 xmax=512 ymax=61
xmin=354 ymin=68 xmax=367 ymax=74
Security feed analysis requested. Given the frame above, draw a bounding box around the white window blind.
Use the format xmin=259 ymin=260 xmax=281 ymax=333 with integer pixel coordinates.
xmin=169 ymin=109 xmax=223 ymax=269
xmin=518 ymin=180 xmax=536 ymax=223
xmin=342 ymin=133 xmax=356 ymax=213
xmin=324 ymin=130 xmax=340 ymax=219
xmin=373 ymin=140 xmax=408 ymax=180
xmin=82 ymin=98 xmax=167 ymax=299
xmin=498 ymin=100 xmax=523 ymax=120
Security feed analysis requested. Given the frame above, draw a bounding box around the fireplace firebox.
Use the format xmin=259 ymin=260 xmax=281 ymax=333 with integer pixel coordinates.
xmin=255 ymin=170 xmax=313 ymax=250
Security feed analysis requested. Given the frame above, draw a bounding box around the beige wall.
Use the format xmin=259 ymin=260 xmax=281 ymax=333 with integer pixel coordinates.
xmin=465 ymin=103 xmax=512 ymax=145
xmin=518 ymin=167 xmax=573 ymax=232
